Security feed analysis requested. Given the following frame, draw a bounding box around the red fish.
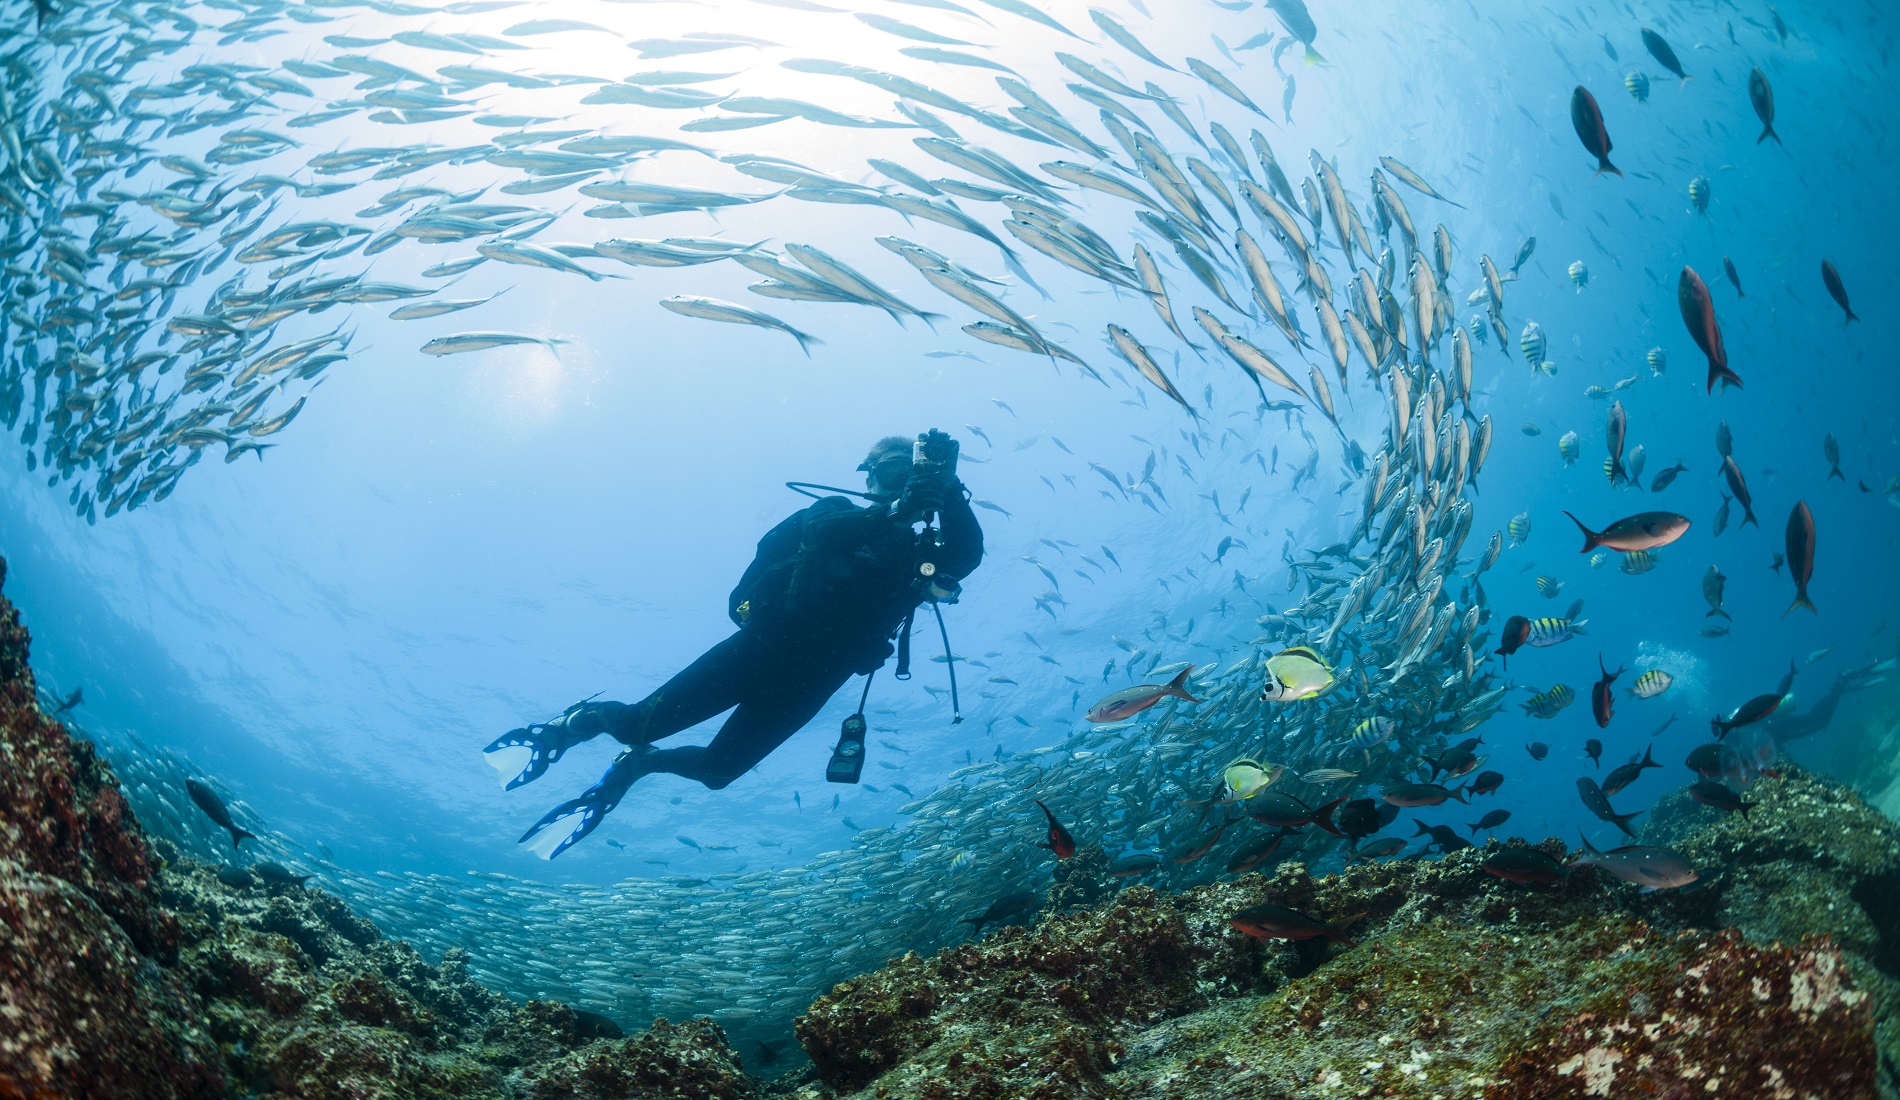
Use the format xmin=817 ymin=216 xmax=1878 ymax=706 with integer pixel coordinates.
xmin=1229 ymin=904 xmax=1363 ymax=946
xmin=1033 ymin=799 xmax=1075 ymax=859
xmin=1569 ymin=86 xmax=1622 ymax=177
xmin=1784 ymin=500 xmax=1815 ymax=614
xmin=1678 ymin=267 xmax=1742 ymax=393
xmin=1562 ymin=509 xmax=1690 ymax=552
xmin=1085 ymin=665 xmax=1200 ymax=722
xmin=1591 ymin=656 xmax=1621 ymax=728
xmin=1719 ymin=456 xmax=1759 ymax=528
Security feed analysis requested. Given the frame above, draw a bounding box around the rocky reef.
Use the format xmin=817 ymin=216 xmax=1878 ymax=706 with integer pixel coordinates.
xmin=2 ymin=546 xmax=1896 ymax=1099
xmin=0 ymin=557 xmax=759 ymax=1100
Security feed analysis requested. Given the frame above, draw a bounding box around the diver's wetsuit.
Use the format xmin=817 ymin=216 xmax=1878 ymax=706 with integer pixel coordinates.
xmin=591 ymin=489 xmax=983 ymax=788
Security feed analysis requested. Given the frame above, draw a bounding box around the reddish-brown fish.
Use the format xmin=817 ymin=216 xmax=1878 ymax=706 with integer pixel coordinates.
xmin=1785 ymin=500 xmax=1815 ymax=614
xmin=1562 ymin=509 xmax=1690 ymax=552
xmin=1033 ymin=799 xmax=1076 ymax=859
xmin=1229 ymin=904 xmax=1363 ymax=946
xmin=1678 ymin=266 xmax=1742 ymax=393
xmin=1569 ymin=86 xmax=1622 ymax=177
xmin=1591 ymin=656 xmax=1621 ymax=729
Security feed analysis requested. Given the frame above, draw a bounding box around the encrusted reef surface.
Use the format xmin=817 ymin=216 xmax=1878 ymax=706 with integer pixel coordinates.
xmin=3 ymin=547 xmax=1897 ymax=1100
xmin=785 ymin=769 xmax=1899 ymax=1100
xmin=0 ymin=556 xmax=759 ymax=1100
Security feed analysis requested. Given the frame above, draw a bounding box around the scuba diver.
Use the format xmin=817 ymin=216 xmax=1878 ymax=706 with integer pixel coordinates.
xmin=486 ymin=430 xmax=982 ymax=859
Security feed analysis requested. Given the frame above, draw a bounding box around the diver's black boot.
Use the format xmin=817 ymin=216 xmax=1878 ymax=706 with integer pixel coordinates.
xmin=517 ymin=744 xmax=652 ymax=860
xmin=483 ymin=699 xmax=626 ymax=790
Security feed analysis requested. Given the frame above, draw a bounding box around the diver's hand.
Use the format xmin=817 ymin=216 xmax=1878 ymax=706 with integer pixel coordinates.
xmin=904 ymin=470 xmax=945 ymax=517
xmin=516 ymin=748 xmax=647 ymax=859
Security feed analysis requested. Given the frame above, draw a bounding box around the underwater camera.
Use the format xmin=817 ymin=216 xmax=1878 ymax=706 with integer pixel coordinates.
xmin=826 ymin=712 xmax=868 ymax=784
xmin=894 ymin=428 xmax=959 ymax=524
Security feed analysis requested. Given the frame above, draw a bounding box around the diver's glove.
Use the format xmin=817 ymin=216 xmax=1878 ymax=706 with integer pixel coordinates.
xmin=902 ymin=469 xmax=946 ymax=518
xmin=517 ymin=746 xmax=650 ymax=860
xmin=482 ymin=698 xmax=615 ymax=790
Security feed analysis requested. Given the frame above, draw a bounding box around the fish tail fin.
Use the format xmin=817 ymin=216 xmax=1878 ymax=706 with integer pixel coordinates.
xmin=1451 ymin=785 xmax=1469 ymax=804
xmin=1708 ymin=609 xmax=1732 ymax=620
xmin=791 ymin=329 xmax=823 ymax=358
xmin=1313 ymin=796 xmax=1348 ymax=838
xmin=1641 ymin=744 xmax=1657 ymax=767
xmin=1303 ymin=46 xmax=1325 ymax=66
xmin=1614 ymin=810 xmax=1643 ymax=836
xmin=1594 ymin=159 xmax=1623 ymax=178
xmin=233 ymin=827 xmax=256 ymax=849
xmin=1784 ymin=593 xmax=1817 ymax=616
xmin=1741 ymin=505 xmax=1759 ymax=528
xmin=1845 ymin=307 xmax=1860 ymax=325
xmin=1706 ymin=361 xmax=1743 ymax=393
xmin=1167 ymin=664 xmax=1203 ymax=703
xmin=1327 ymin=911 xmax=1365 ymax=946
xmin=1711 ymin=717 xmax=1729 ymax=739
xmin=1827 ymin=466 xmax=1845 ymax=481
xmin=1561 ymin=510 xmax=1601 ymax=552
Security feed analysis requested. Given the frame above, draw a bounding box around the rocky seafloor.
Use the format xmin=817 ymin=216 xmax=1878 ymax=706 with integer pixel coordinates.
xmin=1 ymin=551 xmax=1895 ymax=1100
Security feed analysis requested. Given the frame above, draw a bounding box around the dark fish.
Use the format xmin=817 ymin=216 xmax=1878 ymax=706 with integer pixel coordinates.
xmin=1824 ymin=433 xmax=1844 ymax=482
xmin=1169 ymin=818 xmax=1233 ymax=864
xmin=1335 ymin=797 xmax=1398 ymax=841
xmin=1712 ymin=693 xmax=1782 ymax=739
xmin=1380 ymin=782 xmax=1467 ymax=807
xmin=1685 ymin=742 xmax=1740 ymax=778
xmin=252 ymin=862 xmax=312 ymax=887
xmin=1469 ymin=770 xmax=1505 ymax=796
xmin=1229 ymin=903 xmax=1361 ymax=946
xmin=750 ymin=1039 xmax=783 ymax=1066
xmin=1483 ymin=848 xmax=1565 ymax=884
xmin=1748 ymin=68 xmax=1779 ymax=145
xmin=1784 ymin=500 xmax=1816 ymax=614
xmin=1678 ymin=267 xmax=1742 ymax=392
xmin=1526 ymin=741 xmax=1550 ymax=761
xmin=1715 ymin=420 xmax=1733 ymax=459
xmin=1687 ymin=780 xmax=1751 ymax=816
xmin=571 ymin=1010 xmax=623 ymax=1041
xmin=1722 ymin=256 xmax=1744 ymax=297
xmin=1576 ymin=777 xmax=1641 ymax=837
xmin=1605 ymin=400 xmax=1627 ymax=484
xmin=186 ymin=779 xmax=257 ymax=850
xmin=1769 ymin=550 xmax=1785 ymax=574
xmin=1033 ymin=799 xmax=1076 ymax=858
xmin=961 ymin=889 xmax=1039 ymax=932
xmin=1108 ymin=851 xmax=1161 ymax=878
xmin=1649 ymin=462 xmax=1689 ymax=492
xmin=1563 ymin=510 xmax=1690 ymax=552
xmin=1494 ymin=615 xmax=1531 ymax=662
xmin=1413 ymin=820 xmax=1471 ymax=853
xmin=1820 ymin=261 xmax=1858 ymax=324
xmin=1225 ymin=828 xmax=1290 ymax=874
xmin=1568 ymin=86 xmax=1622 ymax=178
xmin=1591 ymin=657 xmax=1622 ymax=728
xmin=1243 ymin=792 xmax=1348 ymax=837
xmin=49 ymin=687 xmax=82 ymax=716
xmin=1584 ymin=738 xmax=1603 ymax=768
xmin=1467 ymin=809 xmax=1511 ymax=834
xmin=1601 ymin=744 xmax=1660 ymax=796
xmin=1719 ymin=457 xmax=1759 ymax=527
xmin=215 ymin=866 xmax=254 ymax=888
xmin=1641 ymin=27 xmax=1688 ymax=83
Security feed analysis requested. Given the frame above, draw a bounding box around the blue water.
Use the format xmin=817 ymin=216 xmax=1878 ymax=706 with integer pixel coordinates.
xmin=2 ymin=0 xmax=1896 ymax=1041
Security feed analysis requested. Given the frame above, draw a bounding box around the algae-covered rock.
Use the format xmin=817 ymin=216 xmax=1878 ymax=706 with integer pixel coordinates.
xmin=0 ymin=556 xmax=765 ymax=1099
xmin=786 ymin=778 xmax=1895 ymax=1100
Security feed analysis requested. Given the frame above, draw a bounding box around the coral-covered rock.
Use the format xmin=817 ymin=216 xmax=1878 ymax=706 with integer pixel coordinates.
xmin=513 ymin=1016 xmax=760 ymax=1100
xmin=0 ymin=558 xmax=225 ymax=1098
xmin=0 ymin=555 xmax=764 ymax=1100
